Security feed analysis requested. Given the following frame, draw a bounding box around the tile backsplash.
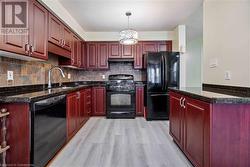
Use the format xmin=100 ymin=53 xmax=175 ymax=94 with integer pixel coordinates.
xmin=78 ymin=62 xmax=146 ymax=81
xmin=0 ymin=55 xmax=145 ymax=87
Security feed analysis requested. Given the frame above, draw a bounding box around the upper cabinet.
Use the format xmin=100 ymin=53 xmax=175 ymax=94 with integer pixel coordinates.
xmin=108 ymin=42 xmax=133 ymax=59
xmin=142 ymin=42 xmax=158 ymax=54
xmin=0 ymin=0 xmax=48 ymax=60
xmin=133 ymin=42 xmax=143 ymax=69
xmin=86 ymin=42 xmax=109 ymax=70
xmin=29 ymin=0 xmax=48 ymax=60
xmin=48 ymin=13 xmax=71 ymax=58
xmin=108 ymin=42 xmax=121 ymax=59
xmin=59 ymin=34 xmax=82 ymax=68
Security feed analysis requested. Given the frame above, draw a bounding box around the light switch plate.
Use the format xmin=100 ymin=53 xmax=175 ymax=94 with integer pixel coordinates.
xmin=102 ymin=75 xmax=105 ymax=79
xmin=7 ymin=71 xmax=14 ymax=81
xmin=225 ymin=71 xmax=231 ymax=80
xmin=67 ymin=73 xmax=71 ymax=79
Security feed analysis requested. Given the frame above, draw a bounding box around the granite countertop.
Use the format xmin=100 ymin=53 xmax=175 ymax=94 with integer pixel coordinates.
xmin=169 ymin=87 xmax=250 ymax=104
xmin=0 ymin=83 xmax=106 ymax=103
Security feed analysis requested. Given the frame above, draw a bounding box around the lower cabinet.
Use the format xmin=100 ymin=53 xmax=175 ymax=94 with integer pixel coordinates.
xmin=92 ymin=87 xmax=106 ymax=116
xmin=169 ymin=91 xmax=210 ymax=167
xmin=67 ymin=92 xmax=79 ymax=139
xmin=67 ymin=88 xmax=92 ymax=140
xmin=136 ymin=86 xmax=144 ymax=116
xmin=0 ymin=103 xmax=30 ymax=166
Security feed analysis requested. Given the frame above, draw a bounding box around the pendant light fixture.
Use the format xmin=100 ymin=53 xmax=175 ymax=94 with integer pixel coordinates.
xmin=119 ymin=12 xmax=138 ymax=45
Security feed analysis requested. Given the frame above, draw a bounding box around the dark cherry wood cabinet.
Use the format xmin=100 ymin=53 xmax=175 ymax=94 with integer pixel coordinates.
xmin=86 ymin=42 xmax=98 ymax=69
xmin=133 ymin=42 xmax=143 ymax=69
xmin=184 ymin=98 xmax=210 ymax=167
xmin=169 ymin=90 xmax=250 ymax=167
xmin=28 ymin=0 xmax=48 ymax=60
xmin=169 ymin=91 xmax=210 ymax=167
xmin=98 ymin=43 xmax=109 ymax=69
xmin=136 ymin=86 xmax=144 ymax=116
xmin=59 ymin=34 xmax=82 ymax=68
xmin=121 ymin=45 xmax=134 ymax=58
xmin=48 ymin=13 xmax=71 ymax=58
xmin=81 ymin=41 xmax=86 ymax=69
xmin=0 ymin=103 xmax=30 ymax=166
xmin=67 ymin=92 xmax=78 ymax=139
xmin=92 ymin=87 xmax=106 ymax=116
xmin=142 ymin=42 xmax=158 ymax=54
xmin=0 ymin=0 xmax=48 ymax=60
xmin=169 ymin=92 xmax=183 ymax=147
xmin=84 ymin=88 xmax=92 ymax=117
xmin=86 ymin=42 xmax=109 ymax=70
xmin=108 ymin=42 xmax=121 ymax=59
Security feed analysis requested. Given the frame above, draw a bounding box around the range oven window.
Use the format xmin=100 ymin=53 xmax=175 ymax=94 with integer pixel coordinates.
xmin=111 ymin=94 xmax=131 ymax=106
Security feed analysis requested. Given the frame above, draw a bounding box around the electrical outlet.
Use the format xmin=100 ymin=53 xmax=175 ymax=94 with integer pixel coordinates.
xmin=225 ymin=71 xmax=231 ymax=80
xmin=102 ymin=75 xmax=105 ymax=80
xmin=67 ymin=73 xmax=71 ymax=79
xmin=7 ymin=71 xmax=14 ymax=81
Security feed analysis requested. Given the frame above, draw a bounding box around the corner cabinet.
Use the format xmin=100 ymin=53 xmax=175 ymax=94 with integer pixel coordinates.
xmin=0 ymin=0 xmax=48 ymax=60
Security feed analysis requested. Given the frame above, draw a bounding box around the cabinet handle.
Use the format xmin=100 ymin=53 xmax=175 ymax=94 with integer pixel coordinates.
xmin=30 ymin=45 xmax=35 ymax=55
xmin=0 ymin=145 xmax=10 ymax=154
xmin=180 ymin=97 xmax=183 ymax=107
xmin=0 ymin=109 xmax=9 ymax=118
xmin=25 ymin=44 xmax=30 ymax=54
xmin=182 ymin=98 xmax=186 ymax=109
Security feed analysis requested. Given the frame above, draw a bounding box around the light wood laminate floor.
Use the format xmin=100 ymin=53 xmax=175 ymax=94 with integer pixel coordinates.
xmin=49 ymin=117 xmax=192 ymax=167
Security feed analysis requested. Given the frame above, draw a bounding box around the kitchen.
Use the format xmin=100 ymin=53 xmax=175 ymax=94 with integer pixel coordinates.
xmin=0 ymin=0 xmax=249 ymax=167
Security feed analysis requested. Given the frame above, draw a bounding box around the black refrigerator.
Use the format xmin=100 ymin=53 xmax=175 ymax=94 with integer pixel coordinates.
xmin=146 ymin=51 xmax=180 ymax=120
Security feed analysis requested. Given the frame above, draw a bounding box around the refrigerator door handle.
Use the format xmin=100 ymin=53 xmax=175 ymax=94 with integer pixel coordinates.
xmin=161 ymin=56 xmax=164 ymax=90
xmin=163 ymin=55 xmax=168 ymax=90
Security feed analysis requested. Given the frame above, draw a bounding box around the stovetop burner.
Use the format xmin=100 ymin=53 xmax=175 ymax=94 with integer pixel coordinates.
xmin=107 ymin=74 xmax=135 ymax=92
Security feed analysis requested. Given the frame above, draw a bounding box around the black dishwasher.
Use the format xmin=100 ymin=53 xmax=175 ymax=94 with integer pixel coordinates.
xmin=30 ymin=95 xmax=67 ymax=167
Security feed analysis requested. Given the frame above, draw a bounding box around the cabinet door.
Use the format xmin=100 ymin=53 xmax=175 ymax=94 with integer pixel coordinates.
xmin=81 ymin=42 xmax=86 ymax=69
xmin=67 ymin=93 xmax=78 ymax=139
xmin=1 ymin=104 xmax=30 ymax=166
xmin=86 ymin=43 xmax=98 ymax=69
xmin=98 ymin=43 xmax=109 ymax=69
xmin=29 ymin=0 xmax=48 ymax=60
xmin=142 ymin=42 xmax=158 ymax=54
xmin=79 ymin=90 xmax=85 ymax=126
xmin=158 ymin=41 xmax=172 ymax=52
xmin=108 ymin=42 xmax=121 ymax=58
xmin=133 ymin=42 xmax=143 ymax=69
xmin=184 ymin=98 xmax=209 ymax=167
xmin=77 ymin=39 xmax=82 ymax=67
xmin=169 ymin=92 xmax=183 ymax=147
xmin=48 ymin=14 xmax=62 ymax=46
xmin=136 ymin=86 xmax=144 ymax=116
xmin=71 ymin=35 xmax=78 ymax=66
xmin=92 ymin=87 xmax=106 ymax=116
xmin=62 ymin=26 xmax=72 ymax=51
xmin=122 ymin=45 xmax=133 ymax=58
xmin=84 ymin=88 xmax=92 ymax=117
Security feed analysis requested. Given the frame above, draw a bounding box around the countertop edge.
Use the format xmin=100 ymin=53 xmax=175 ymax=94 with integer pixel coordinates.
xmin=168 ymin=87 xmax=250 ymax=104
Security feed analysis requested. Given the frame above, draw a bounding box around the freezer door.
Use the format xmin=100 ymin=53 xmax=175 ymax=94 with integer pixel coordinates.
xmin=168 ymin=52 xmax=180 ymax=88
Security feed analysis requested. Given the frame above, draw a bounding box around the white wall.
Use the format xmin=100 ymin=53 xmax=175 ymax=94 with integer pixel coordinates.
xmin=203 ymin=0 xmax=250 ymax=87
xmin=186 ymin=36 xmax=202 ymax=87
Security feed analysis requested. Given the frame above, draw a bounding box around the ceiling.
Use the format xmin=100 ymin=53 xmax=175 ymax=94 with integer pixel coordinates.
xmin=58 ymin=0 xmax=203 ymax=32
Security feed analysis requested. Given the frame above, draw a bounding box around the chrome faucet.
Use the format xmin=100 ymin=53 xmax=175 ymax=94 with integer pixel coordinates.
xmin=48 ymin=66 xmax=65 ymax=89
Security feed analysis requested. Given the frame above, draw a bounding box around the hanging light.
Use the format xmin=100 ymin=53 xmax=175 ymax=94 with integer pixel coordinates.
xmin=119 ymin=12 xmax=138 ymax=45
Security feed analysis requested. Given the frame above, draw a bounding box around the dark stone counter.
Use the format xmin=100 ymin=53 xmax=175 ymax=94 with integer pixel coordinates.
xmin=169 ymin=87 xmax=250 ymax=104
xmin=0 ymin=82 xmax=106 ymax=103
